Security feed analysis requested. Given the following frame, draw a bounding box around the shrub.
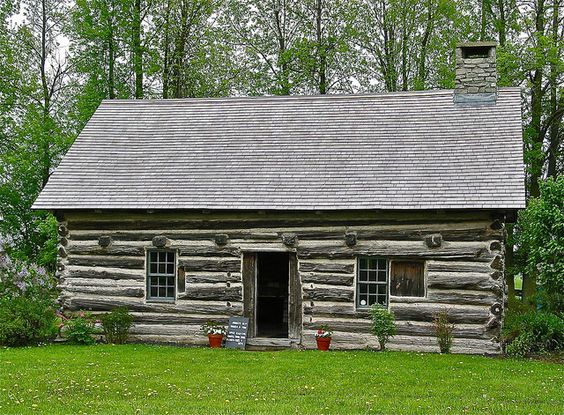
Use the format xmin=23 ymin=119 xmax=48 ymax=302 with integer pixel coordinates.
xmin=502 ymin=309 xmax=564 ymax=357
xmin=434 ymin=309 xmax=454 ymax=353
xmin=63 ymin=313 xmax=99 ymax=345
xmin=0 ymin=246 xmax=58 ymax=346
xmin=0 ymin=296 xmax=58 ymax=346
xmin=370 ymin=304 xmax=396 ymax=351
xmin=100 ymin=307 xmax=134 ymax=344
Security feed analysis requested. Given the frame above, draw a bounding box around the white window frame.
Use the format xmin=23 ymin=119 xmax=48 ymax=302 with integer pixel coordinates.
xmin=355 ymin=257 xmax=389 ymax=310
xmin=146 ymin=249 xmax=178 ymax=302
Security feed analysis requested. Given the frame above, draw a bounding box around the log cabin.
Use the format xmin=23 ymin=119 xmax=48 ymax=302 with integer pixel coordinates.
xmin=33 ymin=42 xmax=525 ymax=354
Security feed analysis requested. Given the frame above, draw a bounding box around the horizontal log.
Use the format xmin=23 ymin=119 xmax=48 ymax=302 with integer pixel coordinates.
xmin=426 ymin=289 xmax=500 ymax=306
xmin=61 ymin=277 xmax=143 ymax=288
xmin=61 ymin=295 xmax=243 ymax=315
xmin=303 ymin=303 xmax=370 ymax=319
xmin=67 ymin=255 xmax=144 ymax=269
xmin=303 ymin=287 xmax=354 ymax=302
xmin=62 ymin=285 xmax=144 ymax=298
xmin=185 ymin=273 xmax=241 ymax=283
xmin=300 ymin=273 xmax=354 ymax=286
xmin=69 ymin=230 xmax=280 ymax=242
xmin=179 ymin=259 xmax=241 ymax=273
xmin=66 ymin=268 xmax=145 ymax=280
xmin=67 ymin=245 xmax=145 ymax=256
xmin=130 ymin=324 xmax=202 ymax=336
xmin=180 ymin=286 xmax=242 ymax=302
xmin=130 ymin=312 xmax=228 ymax=325
xmin=390 ymin=303 xmax=491 ymax=324
xmin=427 ymin=272 xmax=500 ymax=292
xmin=297 ymin=241 xmax=492 ymax=261
xmin=426 ymin=261 xmax=493 ymax=274
xmin=299 ymin=262 xmax=355 ymax=274
xmin=128 ymin=334 xmax=207 ymax=346
xmin=177 ymin=246 xmax=241 ymax=257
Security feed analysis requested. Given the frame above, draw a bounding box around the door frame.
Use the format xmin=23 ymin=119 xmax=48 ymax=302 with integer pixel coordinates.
xmin=242 ymin=251 xmax=301 ymax=339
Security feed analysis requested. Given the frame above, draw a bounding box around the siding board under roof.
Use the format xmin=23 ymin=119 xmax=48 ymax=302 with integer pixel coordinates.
xmin=33 ymin=88 xmax=526 ymax=211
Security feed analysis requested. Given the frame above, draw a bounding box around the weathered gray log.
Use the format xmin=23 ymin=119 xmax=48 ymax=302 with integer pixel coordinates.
xmin=62 ymin=295 xmax=243 ymax=315
xmin=67 ymin=244 xmax=145 ymax=256
xmin=303 ymin=287 xmax=354 ymax=302
xmin=66 ymin=269 xmax=144 ymax=280
xmin=58 ymin=224 xmax=69 ymax=237
xmin=282 ymin=233 xmax=298 ymax=247
xmin=67 ymin=256 xmax=144 ymax=269
xmin=427 ymin=272 xmax=500 ymax=292
xmin=129 ymin=324 xmax=201 ymax=336
xmin=300 ymin=273 xmax=354 ymax=286
xmin=390 ymin=303 xmax=491 ymax=324
xmin=298 ymin=242 xmax=491 ymax=261
xmin=303 ymin=304 xmax=369 ymax=318
xmin=61 ymin=277 xmax=143 ymax=287
xmin=426 ymin=289 xmax=500 ymax=306
xmin=177 ymin=246 xmax=240 ymax=257
xmin=60 ymin=237 xmax=69 ymax=247
xmin=130 ymin=312 xmax=228 ymax=325
xmin=62 ymin=285 xmax=144 ymax=298
xmin=179 ymin=259 xmax=241 ymax=273
xmin=179 ymin=286 xmax=242 ymax=301
xmin=426 ymin=261 xmax=492 ymax=273
xmin=299 ymin=262 xmax=354 ymax=274
xmin=128 ymin=334 xmax=207 ymax=346
xmin=186 ymin=273 xmax=241 ymax=283
xmin=58 ymin=246 xmax=68 ymax=258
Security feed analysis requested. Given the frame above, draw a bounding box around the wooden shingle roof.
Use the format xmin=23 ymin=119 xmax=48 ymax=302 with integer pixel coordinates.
xmin=34 ymin=88 xmax=525 ymax=211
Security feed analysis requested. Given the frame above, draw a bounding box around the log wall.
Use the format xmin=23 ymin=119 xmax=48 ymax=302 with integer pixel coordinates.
xmin=56 ymin=210 xmax=506 ymax=354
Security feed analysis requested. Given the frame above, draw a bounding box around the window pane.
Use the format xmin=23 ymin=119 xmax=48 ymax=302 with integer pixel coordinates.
xmin=167 ymin=263 xmax=174 ymax=274
xmin=377 ymin=259 xmax=387 ymax=270
xmin=150 ymin=287 xmax=158 ymax=297
xmin=167 ymin=276 xmax=175 ymax=287
xmin=150 ymin=263 xmax=157 ymax=274
xmin=167 ymin=287 xmax=175 ymax=298
xmin=377 ymin=271 xmax=387 ymax=282
xmin=369 ymin=284 xmax=377 ymax=294
xmin=359 ymin=270 xmax=368 ymax=281
xmin=358 ymin=293 xmax=368 ymax=307
xmin=159 ymin=287 xmax=166 ymax=297
xmin=368 ymin=270 xmax=377 ymax=282
xmin=158 ymin=252 xmax=166 ymax=262
xmin=359 ymin=258 xmax=367 ymax=269
xmin=390 ymin=261 xmax=425 ymax=297
xmin=167 ymin=252 xmax=175 ymax=263
xmin=377 ymin=295 xmax=387 ymax=305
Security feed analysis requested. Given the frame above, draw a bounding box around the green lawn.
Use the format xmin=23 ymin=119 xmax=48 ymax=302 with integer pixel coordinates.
xmin=0 ymin=345 xmax=562 ymax=414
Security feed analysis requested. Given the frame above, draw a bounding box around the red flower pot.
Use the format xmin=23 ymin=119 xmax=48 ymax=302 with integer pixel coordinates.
xmin=208 ymin=334 xmax=224 ymax=348
xmin=316 ymin=337 xmax=331 ymax=351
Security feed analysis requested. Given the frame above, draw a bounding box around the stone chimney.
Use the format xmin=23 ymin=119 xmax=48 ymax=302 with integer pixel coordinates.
xmin=454 ymin=41 xmax=497 ymax=104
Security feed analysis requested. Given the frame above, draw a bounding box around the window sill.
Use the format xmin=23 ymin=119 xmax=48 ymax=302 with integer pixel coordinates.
xmin=146 ymin=298 xmax=176 ymax=304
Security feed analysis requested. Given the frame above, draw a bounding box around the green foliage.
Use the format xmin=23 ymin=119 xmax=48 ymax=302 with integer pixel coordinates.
xmin=515 ymin=176 xmax=564 ymax=312
xmin=433 ymin=309 xmax=454 ymax=353
xmin=63 ymin=313 xmax=99 ymax=345
xmin=0 ymin=248 xmax=58 ymax=346
xmin=0 ymin=296 xmax=58 ymax=346
xmin=502 ymin=308 xmax=564 ymax=358
xmin=100 ymin=307 xmax=134 ymax=344
xmin=370 ymin=304 xmax=396 ymax=351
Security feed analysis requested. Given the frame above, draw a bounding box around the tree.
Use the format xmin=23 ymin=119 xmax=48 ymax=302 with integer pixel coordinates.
xmin=515 ymin=176 xmax=564 ymax=313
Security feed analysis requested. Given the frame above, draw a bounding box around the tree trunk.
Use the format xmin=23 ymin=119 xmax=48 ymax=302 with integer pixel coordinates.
xmin=40 ymin=0 xmax=51 ymax=188
xmin=315 ymin=0 xmax=327 ymax=94
xmin=162 ymin=0 xmax=172 ymax=98
xmin=274 ymin=2 xmax=290 ymax=95
xmin=107 ymin=7 xmax=116 ymax=100
xmin=133 ymin=0 xmax=143 ymax=99
xmin=415 ymin=0 xmax=433 ymax=90
xmin=547 ymin=1 xmax=562 ymax=178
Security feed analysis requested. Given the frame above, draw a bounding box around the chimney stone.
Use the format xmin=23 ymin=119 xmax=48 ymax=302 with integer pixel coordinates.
xmin=454 ymin=41 xmax=497 ymax=105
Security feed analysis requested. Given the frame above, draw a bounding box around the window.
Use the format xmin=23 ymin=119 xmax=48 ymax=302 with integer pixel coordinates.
xmin=390 ymin=261 xmax=425 ymax=297
xmin=147 ymin=250 xmax=176 ymax=300
xmin=357 ymin=257 xmax=388 ymax=308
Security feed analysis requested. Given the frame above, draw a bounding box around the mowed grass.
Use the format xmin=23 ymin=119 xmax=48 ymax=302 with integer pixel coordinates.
xmin=0 ymin=345 xmax=562 ymax=415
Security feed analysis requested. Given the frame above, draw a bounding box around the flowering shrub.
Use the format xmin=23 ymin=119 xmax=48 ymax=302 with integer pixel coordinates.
xmin=0 ymin=239 xmax=58 ymax=346
xmin=315 ymin=325 xmax=333 ymax=338
xmin=201 ymin=321 xmax=226 ymax=335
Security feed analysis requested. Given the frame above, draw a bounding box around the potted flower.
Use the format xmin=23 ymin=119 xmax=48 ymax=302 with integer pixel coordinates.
xmin=315 ymin=325 xmax=333 ymax=351
xmin=201 ymin=321 xmax=226 ymax=348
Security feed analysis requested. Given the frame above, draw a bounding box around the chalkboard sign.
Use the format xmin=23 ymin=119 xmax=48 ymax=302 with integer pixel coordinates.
xmin=225 ymin=317 xmax=249 ymax=349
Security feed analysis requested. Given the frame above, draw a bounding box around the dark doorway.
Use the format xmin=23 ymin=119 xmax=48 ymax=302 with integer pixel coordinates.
xmin=256 ymin=252 xmax=289 ymax=338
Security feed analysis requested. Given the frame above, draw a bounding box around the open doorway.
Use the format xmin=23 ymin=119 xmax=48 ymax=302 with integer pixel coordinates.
xmin=256 ymin=252 xmax=289 ymax=338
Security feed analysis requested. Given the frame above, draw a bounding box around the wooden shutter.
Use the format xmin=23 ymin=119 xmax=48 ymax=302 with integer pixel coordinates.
xmin=390 ymin=261 xmax=425 ymax=297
